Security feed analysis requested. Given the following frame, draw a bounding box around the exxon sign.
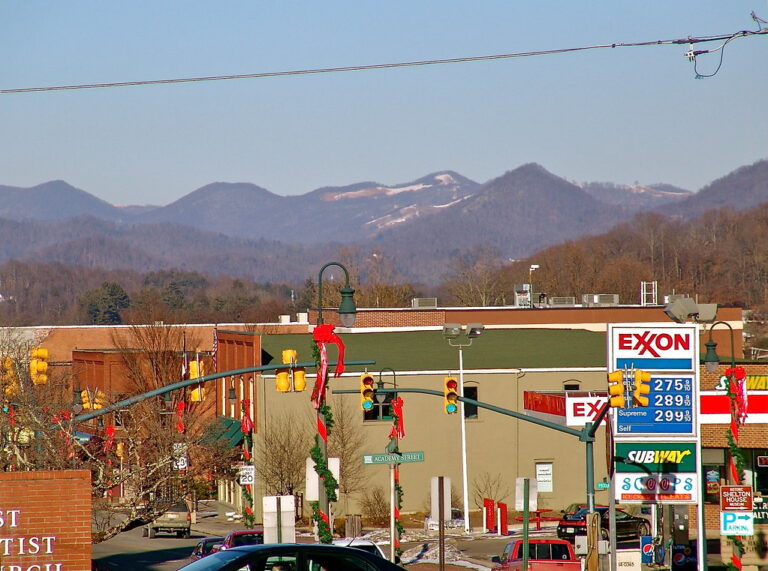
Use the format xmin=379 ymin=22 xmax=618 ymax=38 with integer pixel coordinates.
xmin=610 ymin=325 xmax=697 ymax=372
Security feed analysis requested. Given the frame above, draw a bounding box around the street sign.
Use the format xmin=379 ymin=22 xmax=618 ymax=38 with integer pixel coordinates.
xmin=721 ymin=511 xmax=754 ymax=536
xmin=615 ymin=374 xmax=695 ymax=435
xmin=362 ymin=451 xmax=424 ymax=465
xmin=720 ymin=485 xmax=753 ymax=511
xmin=597 ymin=482 xmax=610 ymax=490
xmin=239 ymin=465 xmax=255 ymax=485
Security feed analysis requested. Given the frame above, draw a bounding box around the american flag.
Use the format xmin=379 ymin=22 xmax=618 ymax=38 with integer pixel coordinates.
xmin=181 ymin=332 xmax=189 ymax=380
xmin=212 ymin=328 xmax=218 ymax=373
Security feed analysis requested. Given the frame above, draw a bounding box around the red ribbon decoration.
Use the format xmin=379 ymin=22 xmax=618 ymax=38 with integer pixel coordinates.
xmin=241 ymin=399 xmax=254 ymax=434
xmin=311 ymin=324 xmax=346 ymax=408
xmin=175 ymin=401 xmax=186 ymax=434
xmin=103 ymin=425 xmax=116 ymax=453
xmin=391 ymin=397 xmax=405 ymax=438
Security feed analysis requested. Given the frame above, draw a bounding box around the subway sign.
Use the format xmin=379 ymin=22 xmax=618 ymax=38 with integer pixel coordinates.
xmin=615 ymin=442 xmax=697 ymax=473
xmin=614 ymin=442 xmax=698 ymax=504
xmin=609 ymin=325 xmax=697 ymax=372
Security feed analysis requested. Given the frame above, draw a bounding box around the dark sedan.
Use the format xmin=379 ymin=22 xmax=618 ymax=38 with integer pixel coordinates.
xmin=556 ymin=507 xmax=650 ymax=542
xmin=190 ymin=536 xmax=225 ymax=561
xmin=179 ymin=543 xmax=404 ymax=570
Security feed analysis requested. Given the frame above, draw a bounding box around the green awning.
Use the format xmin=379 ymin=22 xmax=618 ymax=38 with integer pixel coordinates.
xmin=203 ymin=416 xmax=244 ymax=447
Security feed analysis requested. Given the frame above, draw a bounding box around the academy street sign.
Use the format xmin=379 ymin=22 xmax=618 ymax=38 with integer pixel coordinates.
xmin=362 ymin=451 xmax=425 ymax=465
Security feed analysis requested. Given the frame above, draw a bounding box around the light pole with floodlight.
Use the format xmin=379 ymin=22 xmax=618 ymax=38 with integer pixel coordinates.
xmin=442 ymin=322 xmax=484 ymax=534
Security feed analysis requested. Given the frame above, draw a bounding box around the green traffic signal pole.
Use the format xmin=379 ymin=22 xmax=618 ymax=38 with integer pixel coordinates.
xmin=332 ymin=387 xmax=611 ymax=513
xmin=65 ymin=360 xmax=375 ymax=426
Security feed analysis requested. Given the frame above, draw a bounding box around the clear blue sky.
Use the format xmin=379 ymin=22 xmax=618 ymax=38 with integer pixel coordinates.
xmin=1 ymin=1 xmax=766 ymax=206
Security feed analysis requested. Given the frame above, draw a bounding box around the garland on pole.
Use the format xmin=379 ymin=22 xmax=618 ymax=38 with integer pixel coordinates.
xmin=389 ymin=396 xmax=406 ymax=556
xmin=724 ymin=366 xmax=748 ymax=571
xmin=310 ymin=325 xmax=345 ymax=544
xmin=240 ymin=400 xmax=255 ymax=529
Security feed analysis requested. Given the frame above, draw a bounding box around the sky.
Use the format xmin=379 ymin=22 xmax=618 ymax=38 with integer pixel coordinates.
xmin=1 ymin=2 xmax=766 ymax=206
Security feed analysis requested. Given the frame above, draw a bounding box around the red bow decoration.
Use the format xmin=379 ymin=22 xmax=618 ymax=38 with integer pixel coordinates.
xmin=311 ymin=324 xmax=346 ymax=408
xmin=175 ymin=401 xmax=186 ymax=434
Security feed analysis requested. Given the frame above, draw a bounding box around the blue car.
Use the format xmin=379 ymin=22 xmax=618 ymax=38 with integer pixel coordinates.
xmin=178 ymin=543 xmax=403 ymax=570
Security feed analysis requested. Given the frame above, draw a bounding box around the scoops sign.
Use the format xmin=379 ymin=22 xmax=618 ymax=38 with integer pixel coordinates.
xmin=611 ymin=326 xmax=696 ymax=371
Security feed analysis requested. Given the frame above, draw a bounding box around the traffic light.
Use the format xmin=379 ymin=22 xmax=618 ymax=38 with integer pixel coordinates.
xmin=29 ymin=347 xmax=49 ymax=385
xmin=607 ymin=370 xmax=625 ymax=408
xmin=444 ymin=376 xmax=459 ymax=414
xmin=1 ymin=357 xmax=17 ymax=397
xmin=276 ymin=371 xmax=291 ymax=392
xmin=360 ymin=373 xmax=375 ymax=411
xmin=81 ymin=389 xmax=92 ymax=410
xmin=633 ymin=370 xmax=652 ymax=407
xmin=190 ymin=386 xmax=206 ymax=402
xmin=189 ymin=360 xmax=204 ymax=379
xmin=93 ymin=389 xmax=106 ymax=409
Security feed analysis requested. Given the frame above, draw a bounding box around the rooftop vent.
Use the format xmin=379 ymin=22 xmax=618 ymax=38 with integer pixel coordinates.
xmin=548 ymin=296 xmax=576 ymax=307
xmin=411 ymin=297 xmax=438 ymax=309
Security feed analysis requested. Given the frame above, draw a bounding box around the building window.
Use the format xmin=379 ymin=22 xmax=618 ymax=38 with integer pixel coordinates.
xmin=464 ymin=386 xmax=478 ymax=419
xmin=702 ymin=448 xmax=725 ymax=504
xmin=563 ymin=381 xmax=580 ymax=391
xmin=536 ymin=461 xmax=554 ymax=493
xmin=364 ymin=392 xmax=395 ymax=421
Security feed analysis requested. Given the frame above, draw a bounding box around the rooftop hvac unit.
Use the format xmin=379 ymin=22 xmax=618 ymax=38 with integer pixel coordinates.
xmin=581 ymin=294 xmax=620 ymax=306
xmin=411 ymin=297 xmax=438 ymax=309
xmin=548 ymin=296 xmax=576 ymax=307
xmin=664 ymin=293 xmax=689 ymax=304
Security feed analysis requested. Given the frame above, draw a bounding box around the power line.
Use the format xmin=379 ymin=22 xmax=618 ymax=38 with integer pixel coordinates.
xmin=2 ymin=25 xmax=766 ymax=95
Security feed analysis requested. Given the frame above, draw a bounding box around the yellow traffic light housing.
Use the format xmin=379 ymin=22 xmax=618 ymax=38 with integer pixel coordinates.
xmin=189 ymin=360 xmax=205 ymax=379
xmin=276 ymin=371 xmax=291 ymax=392
xmin=190 ymin=386 xmax=206 ymax=402
xmin=360 ymin=373 xmax=375 ymax=411
xmin=81 ymin=389 xmax=92 ymax=410
xmin=29 ymin=347 xmax=49 ymax=385
xmin=444 ymin=376 xmax=459 ymax=414
xmin=633 ymin=370 xmax=652 ymax=407
xmin=293 ymin=368 xmax=306 ymax=391
xmin=1 ymin=357 xmax=17 ymax=397
xmin=607 ymin=370 xmax=625 ymax=408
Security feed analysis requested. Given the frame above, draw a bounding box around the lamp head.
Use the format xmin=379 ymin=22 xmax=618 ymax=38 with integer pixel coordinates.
xmin=466 ymin=323 xmax=485 ymax=339
xmin=703 ymin=340 xmax=720 ymax=374
xmin=529 ymin=264 xmax=540 ymax=271
xmin=442 ymin=323 xmax=462 ymax=340
xmin=337 ymin=285 xmax=357 ymax=327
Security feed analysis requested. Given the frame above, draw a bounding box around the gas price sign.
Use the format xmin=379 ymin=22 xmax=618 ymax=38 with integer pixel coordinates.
xmin=616 ymin=374 xmax=695 ymax=436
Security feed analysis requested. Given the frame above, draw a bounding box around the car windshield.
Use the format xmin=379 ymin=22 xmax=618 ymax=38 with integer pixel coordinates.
xmin=232 ymin=533 xmax=264 ymax=546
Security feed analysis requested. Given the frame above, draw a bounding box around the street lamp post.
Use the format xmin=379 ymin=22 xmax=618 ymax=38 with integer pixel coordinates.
xmin=314 ymin=262 xmax=357 ymax=541
xmin=442 ymin=322 xmax=484 ymax=534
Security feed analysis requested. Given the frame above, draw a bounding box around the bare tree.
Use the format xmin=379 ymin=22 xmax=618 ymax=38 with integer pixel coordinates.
xmin=254 ymin=410 xmax=313 ymax=496
xmin=472 ymin=471 xmax=511 ymax=509
xmin=327 ymin=395 xmax=367 ymax=515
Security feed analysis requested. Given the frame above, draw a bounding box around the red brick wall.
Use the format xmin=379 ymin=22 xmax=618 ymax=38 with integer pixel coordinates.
xmin=0 ymin=470 xmax=92 ymax=569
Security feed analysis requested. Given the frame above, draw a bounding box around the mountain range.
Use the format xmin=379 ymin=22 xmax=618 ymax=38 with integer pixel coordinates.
xmin=0 ymin=158 xmax=765 ymax=284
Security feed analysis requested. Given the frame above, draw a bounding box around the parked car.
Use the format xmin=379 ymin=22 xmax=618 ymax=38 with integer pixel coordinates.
xmin=178 ymin=543 xmax=404 ymax=570
xmin=143 ymin=500 xmax=191 ymax=538
xmin=211 ymin=529 xmax=265 ymax=553
xmin=492 ymin=538 xmax=580 ymax=570
xmin=190 ymin=536 xmax=224 ymax=561
xmin=556 ymin=506 xmax=650 ymax=542
xmin=333 ymin=538 xmax=387 ymax=559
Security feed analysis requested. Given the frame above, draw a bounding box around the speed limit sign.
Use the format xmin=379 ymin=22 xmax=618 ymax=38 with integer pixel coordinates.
xmin=239 ymin=465 xmax=255 ymax=485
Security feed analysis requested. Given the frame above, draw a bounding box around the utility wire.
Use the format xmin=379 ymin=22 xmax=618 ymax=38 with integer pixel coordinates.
xmin=1 ymin=24 xmax=766 ymax=95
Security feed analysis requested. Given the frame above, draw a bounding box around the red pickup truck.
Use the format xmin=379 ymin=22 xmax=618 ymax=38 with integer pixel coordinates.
xmin=491 ymin=538 xmax=581 ymax=570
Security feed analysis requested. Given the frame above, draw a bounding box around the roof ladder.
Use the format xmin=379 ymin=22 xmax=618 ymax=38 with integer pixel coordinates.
xmin=641 ymin=281 xmax=658 ymax=306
